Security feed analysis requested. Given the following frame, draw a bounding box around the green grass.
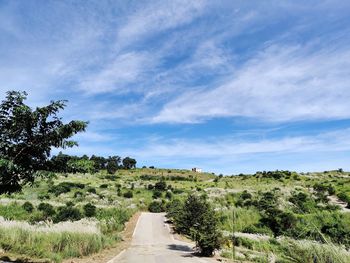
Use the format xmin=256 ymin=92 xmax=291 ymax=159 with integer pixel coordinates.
xmin=0 ymin=227 xmax=110 ymax=263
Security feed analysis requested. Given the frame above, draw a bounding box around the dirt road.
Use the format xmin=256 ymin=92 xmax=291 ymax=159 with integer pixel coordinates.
xmin=108 ymin=212 xmax=217 ymax=263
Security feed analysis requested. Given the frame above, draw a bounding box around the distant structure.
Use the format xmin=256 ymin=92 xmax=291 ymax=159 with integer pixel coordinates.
xmin=192 ymin=167 xmax=202 ymax=173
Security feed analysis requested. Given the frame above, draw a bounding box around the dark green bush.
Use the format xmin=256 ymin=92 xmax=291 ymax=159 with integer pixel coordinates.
xmin=148 ymin=201 xmax=165 ymax=213
xmin=152 ymin=190 xmax=162 ymax=199
xmin=37 ymin=203 xmax=56 ymax=218
xmin=83 ymin=203 xmax=97 ymax=217
xmin=22 ymin=201 xmax=34 ymax=213
xmin=54 ymin=204 xmax=82 ymax=222
xmin=123 ymin=191 xmax=133 ymax=198
xmin=87 ymin=187 xmax=97 ymax=194
xmin=154 ymin=180 xmax=167 ymax=191
xmin=48 ymin=182 xmax=85 ymax=196
xmin=289 ymin=191 xmax=317 ymax=213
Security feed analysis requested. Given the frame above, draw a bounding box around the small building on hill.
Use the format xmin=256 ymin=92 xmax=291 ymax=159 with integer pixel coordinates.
xmin=192 ymin=167 xmax=202 ymax=173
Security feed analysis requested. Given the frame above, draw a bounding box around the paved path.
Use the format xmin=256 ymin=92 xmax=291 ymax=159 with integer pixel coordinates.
xmin=109 ymin=212 xmax=217 ymax=263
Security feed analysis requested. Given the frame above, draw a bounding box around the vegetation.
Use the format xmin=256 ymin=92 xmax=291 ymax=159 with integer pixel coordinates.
xmin=0 ymin=91 xmax=87 ymax=194
xmin=167 ymin=194 xmax=222 ymax=256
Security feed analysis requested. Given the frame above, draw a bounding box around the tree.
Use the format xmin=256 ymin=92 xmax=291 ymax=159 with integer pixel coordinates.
xmin=0 ymin=91 xmax=87 ymax=194
xmin=106 ymin=156 xmax=121 ymax=174
xmin=49 ymin=152 xmax=71 ymax=173
xmin=67 ymin=159 xmax=94 ymax=174
xmin=169 ymin=195 xmax=222 ymax=256
xmin=90 ymin=155 xmax=106 ymax=172
xmin=122 ymin=157 xmax=136 ymax=169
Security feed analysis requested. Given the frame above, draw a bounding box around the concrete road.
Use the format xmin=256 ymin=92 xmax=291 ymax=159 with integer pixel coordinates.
xmin=109 ymin=212 xmax=217 ymax=263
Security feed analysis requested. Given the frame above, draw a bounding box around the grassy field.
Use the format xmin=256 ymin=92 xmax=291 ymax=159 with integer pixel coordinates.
xmin=0 ymin=168 xmax=350 ymax=262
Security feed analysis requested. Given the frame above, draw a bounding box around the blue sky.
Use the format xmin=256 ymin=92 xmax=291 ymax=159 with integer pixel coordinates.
xmin=1 ymin=0 xmax=350 ymax=174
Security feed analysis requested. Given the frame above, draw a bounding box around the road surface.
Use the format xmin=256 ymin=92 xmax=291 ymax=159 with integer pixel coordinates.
xmin=109 ymin=212 xmax=217 ymax=263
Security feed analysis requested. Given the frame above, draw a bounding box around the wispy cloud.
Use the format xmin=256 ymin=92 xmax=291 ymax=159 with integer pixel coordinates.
xmin=153 ymin=43 xmax=350 ymax=123
xmin=116 ymin=0 xmax=207 ymax=47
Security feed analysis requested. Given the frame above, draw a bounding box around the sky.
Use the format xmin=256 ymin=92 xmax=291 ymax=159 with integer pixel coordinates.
xmin=1 ymin=0 xmax=350 ymax=174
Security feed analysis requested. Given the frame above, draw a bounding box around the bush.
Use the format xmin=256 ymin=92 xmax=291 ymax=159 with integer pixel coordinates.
xmin=165 ymin=191 xmax=172 ymax=199
xmin=99 ymin=184 xmax=108 ymax=189
xmin=260 ymin=208 xmax=297 ymax=237
xmin=148 ymin=201 xmax=165 ymax=213
xmin=38 ymin=202 xmax=56 ymax=218
xmin=87 ymin=187 xmax=97 ymax=194
xmin=154 ymin=180 xmax=167 ymax=191
xmin=123 ymin=191 xmax=133 ymax=198
xmin=152 ymin=190 xmax=162 ymax=199
xmin=48 ymin=182 xmax=85 ymax=196
xmin=22 ymin=202 xmax=34 ymax=213
xmin=83 ymin=203 xmax=97 ymax=217
xmin=54 ymin=204 xmax=82 ymax=222
xmin=289 ymin=191 xmax=317 ymax=213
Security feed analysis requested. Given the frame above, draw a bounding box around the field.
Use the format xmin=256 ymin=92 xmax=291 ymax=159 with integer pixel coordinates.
xmin=1 ymin=168 xmax=350 ymax=262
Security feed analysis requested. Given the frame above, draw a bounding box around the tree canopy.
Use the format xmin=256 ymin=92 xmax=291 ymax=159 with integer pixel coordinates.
xmin=0 ymin=91 xmax=88 ymax=194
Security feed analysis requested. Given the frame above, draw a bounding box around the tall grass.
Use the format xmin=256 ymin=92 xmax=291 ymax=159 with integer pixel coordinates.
xmin=0 ymin=226 xmax=108 ymax=262
xmin=279 ymin=238 xmax=350 ymax=263
xmin=0 ymin=208 xmax=134 ymax=262
xmin=220 ymin=207 xmax=261 ymax=232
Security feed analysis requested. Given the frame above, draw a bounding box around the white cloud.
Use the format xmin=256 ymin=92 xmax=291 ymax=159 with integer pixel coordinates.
xmin=78 ymin=52 xmax=155 ymax=94
xmin=153 ymin=44 xmax=350 ymax=123
xmin=117 ymin=0 xmax=207 ymax=46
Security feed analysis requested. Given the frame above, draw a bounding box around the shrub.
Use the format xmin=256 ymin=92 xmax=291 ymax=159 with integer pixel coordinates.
xmin=99 ymin=184 xmax=108 ymax=189
xmin=152 ymin=190 xmax=162 ymax=199
xmin=22 ymin=202 xmax=34 ymax=213
xmin=260 ymin=208 xmax=297 ymax=237
xmin=123 ymin=191 xmax=133 ymax=198
xmin=87 ymin=187 xmax=97 ymax=194
xmin=154 ymin=180 xmax=167 ymax=191
xmin=83 ymin=203 xmax=97 ymax=217
xmin=55 ymin=204 xmax=82 ymax=222
xmin=289 ymin=191 xmax=317 ymax=213
xmin=148 ymin=201 xmax=164 ymax=213
xmin=38 ymin=202 xmax=56 ymax=218
xmin=49 ymin=182 xmax=85 ymax=196
xmin=165 ymin=191 xmax=172 ymax=199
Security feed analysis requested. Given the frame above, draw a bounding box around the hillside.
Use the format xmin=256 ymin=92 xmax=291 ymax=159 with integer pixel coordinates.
xmin=0 ymin=168 xmax=350 ymax=262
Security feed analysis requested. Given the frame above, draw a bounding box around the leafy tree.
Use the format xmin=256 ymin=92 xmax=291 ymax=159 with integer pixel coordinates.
xmin=90 ymin=155 xmax=106 ymax=172
xmin=106 ymin=156 xmax=121 ymax=174
xmin=122 ymin=157 xmax=137 ymax=169
xmin=67 ymin=159 xmax=94 ymax=174
xmin=170 ymin=195 xmax=222 ymax=256
xmin=49 ymin=152 xmax=71 ymax=172
xmin=0 ymin=91 xmax=87 ymax=194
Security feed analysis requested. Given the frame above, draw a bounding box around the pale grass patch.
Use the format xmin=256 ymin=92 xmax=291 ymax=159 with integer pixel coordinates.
xmin=0 ymin=216 xmax=101 ymax=234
